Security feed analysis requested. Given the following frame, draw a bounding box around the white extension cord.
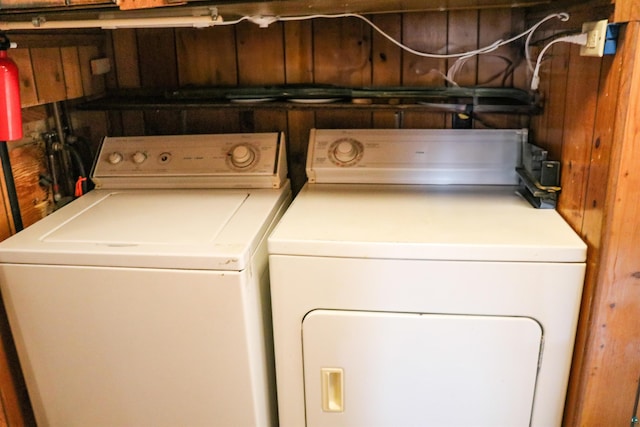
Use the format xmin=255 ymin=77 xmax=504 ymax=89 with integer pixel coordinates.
xmin=530 ymin=33 xmax=588 ymax=90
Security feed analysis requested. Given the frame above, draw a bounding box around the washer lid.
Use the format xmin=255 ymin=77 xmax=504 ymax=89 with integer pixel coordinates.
xmin=268 ymin=184 xmax=586 ymax=263
xmin=0 ymin=186 xmax=290 ymax=270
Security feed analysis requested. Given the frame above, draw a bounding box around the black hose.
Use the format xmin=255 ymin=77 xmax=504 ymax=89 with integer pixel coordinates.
xmin=0 ymin=141 xmax=22 ymax=232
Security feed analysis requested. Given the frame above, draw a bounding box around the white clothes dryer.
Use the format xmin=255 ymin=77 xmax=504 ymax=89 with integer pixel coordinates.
xmin=268 ymin=128 xmax=586 ymax=427
xmin=0 ymin=133 xmax=291 ymax=427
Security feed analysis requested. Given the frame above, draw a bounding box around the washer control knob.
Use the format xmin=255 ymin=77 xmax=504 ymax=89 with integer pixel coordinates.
xmin=334 ymin=140 xmax=359 ymax=163
xmin=108 ymin=152 xmax=124 ymax=165
xmin=229 ymin=144 xmax=257 ymax=168
xmin=132 ymin=151 xmax=147 ymax=164
xmin=329 ymin=138 xmax=363 ymax=166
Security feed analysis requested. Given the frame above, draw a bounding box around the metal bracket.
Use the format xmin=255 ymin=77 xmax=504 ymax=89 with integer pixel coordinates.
xmin=516 ymin=142 xmax=561 ymax=209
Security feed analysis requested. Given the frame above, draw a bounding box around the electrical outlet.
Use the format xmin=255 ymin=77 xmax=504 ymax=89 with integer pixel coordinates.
xmin=580 ymin=19 xmax=608 ymax=57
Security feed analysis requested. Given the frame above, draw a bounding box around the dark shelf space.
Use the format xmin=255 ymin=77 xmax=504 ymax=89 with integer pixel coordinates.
xmin=77 ymin=86 xmax=541 ymax=115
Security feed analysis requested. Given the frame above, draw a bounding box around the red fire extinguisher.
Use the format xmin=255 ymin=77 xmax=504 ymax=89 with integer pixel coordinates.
xmin=0 ymin=33 xmax=23 ymax=232
xmin=0 ymin=33 xmax=22 ymax=141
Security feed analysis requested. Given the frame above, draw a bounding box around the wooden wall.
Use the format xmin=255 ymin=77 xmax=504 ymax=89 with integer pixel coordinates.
xmin=527 ymin=1 xmax=640 ymax=425
xmin=103 ymin=9 xmax=531 ymax=191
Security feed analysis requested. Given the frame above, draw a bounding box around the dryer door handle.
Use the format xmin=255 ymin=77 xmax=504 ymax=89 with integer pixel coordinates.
xmin=321 ymin=367 xmax=344 ymax=412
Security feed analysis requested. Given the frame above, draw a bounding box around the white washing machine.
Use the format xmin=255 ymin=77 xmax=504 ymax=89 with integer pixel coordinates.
xmin=268 ymin=128 xmax=587 ymax=427
xmin=0 ymin=132 xmax=291 ymax=427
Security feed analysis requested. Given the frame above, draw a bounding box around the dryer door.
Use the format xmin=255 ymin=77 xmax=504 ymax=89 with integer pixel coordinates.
xmin=302 ymin=310 xmax=542 ymax=427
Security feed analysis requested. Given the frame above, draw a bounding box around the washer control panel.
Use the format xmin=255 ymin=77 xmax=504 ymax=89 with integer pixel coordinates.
xmin=306 ymin=128 xmax=526 ymax=185
xmin=92 ymin=132 xmax=287 ymax=189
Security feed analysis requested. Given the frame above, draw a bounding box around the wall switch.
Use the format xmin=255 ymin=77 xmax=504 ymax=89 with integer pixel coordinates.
xmin=580 ymin=20 xmax=608 ymax=57
xmin=90 ymin=57 xmax=112 ymax=75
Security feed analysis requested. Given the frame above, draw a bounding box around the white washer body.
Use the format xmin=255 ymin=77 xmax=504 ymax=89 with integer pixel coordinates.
xmin=268 ymin=129 xmax=587 ymax=427
xmin=0 ymin=133 xmax=291 ymax=427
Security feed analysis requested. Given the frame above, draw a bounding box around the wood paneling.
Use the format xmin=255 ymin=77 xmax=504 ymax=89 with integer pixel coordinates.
xmin=236 ymin=21 xmax=286 ymax=85
xmin=562 ymin=21 xmax=640 ymax=426
xmin=30 ymin=47 xmax=66 ymax=104
xmin=176 ymin=26 xmax=238 ymax=86
xmin=284 ymin=20 xmax=313 ymax=84
xmin=61 ymin=47 xmax=84 ymax=99
xmin=11 ymin=49 xmax=38 ymax=108
xmin=614 ymin=0 xmax=640 ymax=22
xmin=556 ymin=46 xmax=602 ymax=231
xmin=78 ymin=45 xmax=105 ymax=97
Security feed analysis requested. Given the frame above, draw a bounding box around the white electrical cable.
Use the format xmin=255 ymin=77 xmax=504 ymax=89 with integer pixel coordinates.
xmin=530 ymin=33 xmax=587 ymax=90
xmin=243 ymin=11 xmax=571 ymax=86
xmin=524 ymin=12 xmax=570 ymax=72
xmin=274 ymin=12 xmax=570 ymax=61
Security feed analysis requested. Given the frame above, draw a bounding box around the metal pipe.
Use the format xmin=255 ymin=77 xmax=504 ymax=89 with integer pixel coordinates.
xmin=51 ymin=101 xmax=65 ymax=145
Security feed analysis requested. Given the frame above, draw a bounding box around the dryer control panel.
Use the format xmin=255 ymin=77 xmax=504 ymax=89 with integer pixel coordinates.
xmin=306 ymin=128 xmax=526 ymax=186
xmin=92 ymin=132 xmax=287 ymax=189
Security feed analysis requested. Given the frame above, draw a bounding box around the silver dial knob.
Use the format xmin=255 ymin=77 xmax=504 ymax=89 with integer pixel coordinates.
xmin=229 ymin=144 xmax=257 ymax=168
xmin=132 ymin=151 xmax=147 ymax=164
xmin=108 ymin=152 xmax=124 ymax=165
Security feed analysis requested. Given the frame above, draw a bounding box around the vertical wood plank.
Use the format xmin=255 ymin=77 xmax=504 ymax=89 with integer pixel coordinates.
xmin=563 ymin=52 xmax=618 ymax=427
xmin=110 ymin=29 xmax=142 ymax=135
xmin=371 ymin=13 xmax=402 ymax=128
xmin=556 ymin=45 xmax=602 ymax=232
xmin=371 ymin=14 xmax=402 ymax=86
xmin=509 ymin=8 xmax=529 ymax=90
xmin=175 ymin=27 xmax=238 ymax=86
xmin=284 ymin=20 xmax=313 ymax=84
xmin=314 ymin=111 xmax=372 ymax=129
xmin=568 ymin=22 xmax=640 ymax=427
xmin=60 ymin=47 xmax=84 ymax=99
xmin=30 ymin=47 xmax=66 ymax=104
xmin=614 ymin=0 xmax=640 ymax=22
xmin=447 ymin=9 xmax=478 ymax=87
xmin=313 ymin=16 xmax=372 ymax=86
xmin=284 ymin=20 xmax=314 ymax=190
xmin=111 ymin=29 xmax=141 ymax=89
xmin=183 ymin=109 xmax=241 ymax=134
xmin=478 ymin=8 xmax=521 ymax=129
xmin=78 ymin=45 xmax=106 ymax=98
xmin=137 ymin=28 xmax=177 ymax=88
xmin=136 ymin=29 xmax=179 ymax=134
xmin=103 ymin=31 xmax=118 ymax=91
xmin=10 ymin=49 xmax=38 ymax=108
xmin=253 ymin=110 xmax=287 ymax=133
xmin=478 ymin=8 xmax=516 ymax=87
xmin=286 ymin=110 xmax=314 ymax=193
xmin=402 ymin=11 xmax=447 ymax=128
xmin=402 ymin=11 xmax=447 ymax=86
xmin=236 ymin=22 xmax=285 ymax=85
xmin=313 ymin=16 xmax=373 ymax=130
